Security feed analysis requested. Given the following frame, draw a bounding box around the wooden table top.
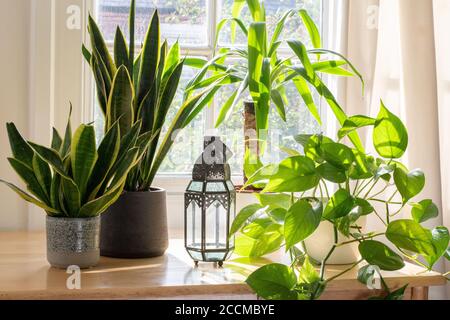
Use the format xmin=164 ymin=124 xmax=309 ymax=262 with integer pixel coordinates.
xmin=0 ymin=232 xmax=446 ymax=299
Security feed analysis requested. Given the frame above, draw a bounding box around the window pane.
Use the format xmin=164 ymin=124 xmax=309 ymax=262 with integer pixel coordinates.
xmin=218 ymin=0 xmax=321 ymax=47
xmin=97 ymin=0 xmax=207 ymax=46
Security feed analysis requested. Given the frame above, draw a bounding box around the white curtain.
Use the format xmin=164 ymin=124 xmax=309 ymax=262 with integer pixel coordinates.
xmin=333 ymin=0 xmax=449 ymax=299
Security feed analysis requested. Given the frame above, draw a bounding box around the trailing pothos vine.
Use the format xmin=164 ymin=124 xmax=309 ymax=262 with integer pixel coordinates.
xmin=230 ymin=101 xmax=450 ymax=300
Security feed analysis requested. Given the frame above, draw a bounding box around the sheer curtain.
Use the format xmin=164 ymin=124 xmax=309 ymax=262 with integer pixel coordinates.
xmin=331 ymin=0 xmax=449 ymax=299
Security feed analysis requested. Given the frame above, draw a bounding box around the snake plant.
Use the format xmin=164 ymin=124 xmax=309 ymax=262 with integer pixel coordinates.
xmin=185 ymin=0 xmax=364 ymax=151
xmin=83 ymin=0 xmax=216 ymax=191
xmin=0 ymin=110 xmax=155 ymax=218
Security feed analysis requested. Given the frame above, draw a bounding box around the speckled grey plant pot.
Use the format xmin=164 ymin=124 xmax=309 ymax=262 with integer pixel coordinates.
xmin=46 ymin=216 xmax=100 ymax=269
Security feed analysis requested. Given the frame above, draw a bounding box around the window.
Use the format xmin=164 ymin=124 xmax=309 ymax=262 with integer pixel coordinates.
xmin=94 ymin=0 xmax=323 ymax=177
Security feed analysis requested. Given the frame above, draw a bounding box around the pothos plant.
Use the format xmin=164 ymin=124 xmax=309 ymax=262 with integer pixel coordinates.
xmin=230 ymin=100 xmax=450 ymax=300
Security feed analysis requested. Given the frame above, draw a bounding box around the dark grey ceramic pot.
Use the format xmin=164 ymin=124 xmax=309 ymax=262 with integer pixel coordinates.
xmin=46 ymin=216 xmax=100 ymax=269
xmin=100 ymin=188 xmax=169 ymax=258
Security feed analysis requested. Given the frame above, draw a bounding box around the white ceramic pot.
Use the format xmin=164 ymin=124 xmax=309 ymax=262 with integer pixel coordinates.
xmin=304 ymin=216 xmax=367 ymax=265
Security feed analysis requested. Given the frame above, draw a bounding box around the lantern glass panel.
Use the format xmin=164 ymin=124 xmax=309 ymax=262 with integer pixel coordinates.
xmin=205 ymin=199 xmax=228 ymax=250
xmin=206 ymin=182 xmax=227 ymax=192
xmin=188 ymin=181 xmax=203 ymax=192
xmin=226 ymin=181 xmax=235 ymax=191
xmin=186 ymin=200 xmax=202 ymax=249
xmin=229 ymin=196 xmax=236 ymax=248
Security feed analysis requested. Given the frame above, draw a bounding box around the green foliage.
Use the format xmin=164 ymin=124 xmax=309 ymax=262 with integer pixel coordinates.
xmin=184 ymin=0 xmax=364 ymax=151
xmin=84 ymin=2 xmax=216 ymax=191
xmin=2 ymin=113 xmax=152 ymax=217
xmin=231 ymin=99 xmax=449 ymax=300
xmin=284 ymin=199 xmax=322 ymax=249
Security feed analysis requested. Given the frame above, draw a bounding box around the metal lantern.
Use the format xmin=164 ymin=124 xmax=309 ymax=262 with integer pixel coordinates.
xmin=184 ymin=136 xmax=236 ymax=266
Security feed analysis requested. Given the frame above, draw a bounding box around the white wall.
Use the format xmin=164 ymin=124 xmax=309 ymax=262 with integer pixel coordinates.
xmin=0 ymin=0 xmax=31 ymax=230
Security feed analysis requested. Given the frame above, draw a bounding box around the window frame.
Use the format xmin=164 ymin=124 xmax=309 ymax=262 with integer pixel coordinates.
xmin=90 ymin=0 xmax=334 ymax=187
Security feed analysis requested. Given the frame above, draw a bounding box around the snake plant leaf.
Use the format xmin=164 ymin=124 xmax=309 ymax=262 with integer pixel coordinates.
xmin=51 ymin=127 xmax=63 ymax=151
xmin=145 ymin=89 xmax=208 ymax=187
xmin=60 ymin=106 xmax=72 ymax=157
xmin=114 ymin=26 xmax=129 ymax=70
xmin=109 ymin=147 xmax=139 ymax=189
xmin=86 ymin=122 xmax=120 ymax=201
xmin=8 ymin=157 xmax=49 ymax=203
xmin=154 ymin=62 xmax=183 ymax=133
xmin=132 ymin=52 xmax=141 ymax=94
xmin=50 ymin=174 xmax=62 ymax=213
xmin=61 ymin=176 xmax=81 ymax=216
xmin=82 ymin=43 xmax=91 ymax=64
xmin=373 ymin=101 xmax=408 ymax=159
xmin=292 ymin=76 xmax=321 ymax=125
xmin=71 ymin=124 xmax=98 ymax=200
xmin=163 ymin=41 xmax=180 ymax=80
xmin=91 ymin=54 xmax=108 ymax=115
xmin=6 ymin=122 xmax=34 ymax=167
xmin=31 ymin=153 xmax=52 ymax=199
xmin=88 ymin=14 xmax=116 ymax=78
xmin=299 ymin=9 xmax=321 ymax=50
xmin=106 ymin=65 xmax=134 ymax=137
xmin=78 ymin=181 xmax=125 ymax=218
xmin=28 ymin=142 xmax=67 ymax=178
xmin=128 ymin=0 xmax=135 ymax=79
xmin=0 ymin=179 xmax=59 ymax=214
xmin=136 ymin=10 xmax=160 ymax=107
xmin=111 ymin=120 xmax=141 ymax=172
xmin=264 ymin=156 xmax=320 ymax=193
xmin=92 ymin=47 xmax=112 ymax=98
